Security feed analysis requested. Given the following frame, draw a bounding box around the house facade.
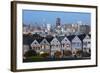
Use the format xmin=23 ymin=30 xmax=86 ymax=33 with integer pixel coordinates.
xmin=31 ymin=40 xmax=41 ymax=53
xmin=40 ymin=38 xmax=50 ymax=53
xmin=61 ymin=37 xmax=71 ymax=51
xmin=83 ymin=35 xmax=91 ymax=53
xmin=23 ymin=33 xmax=91 ymax=58
xmin=50 ymin=37 xmax=61 ymax=56
xmin=72 ymin=35 xmax=82 ymax=55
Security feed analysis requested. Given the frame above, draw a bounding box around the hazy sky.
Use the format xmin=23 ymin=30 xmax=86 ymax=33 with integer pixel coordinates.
xmin=22 ymin=10 xmax=91 ymax=26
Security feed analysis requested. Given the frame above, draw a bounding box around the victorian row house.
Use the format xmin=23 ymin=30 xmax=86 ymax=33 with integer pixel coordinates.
xmin=23 ymin=33 xmax=91 ymax=57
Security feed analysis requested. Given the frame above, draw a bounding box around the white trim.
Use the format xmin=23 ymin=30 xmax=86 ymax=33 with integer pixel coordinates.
xmin=31 ymin=40 xmax=40 ymax=47
xmin=50 ymin=37 xmax=60 ymax=45
xmin=40 ymin=39 xmax=50 ymax=45
xmin=72 ymin=35 xmax=81 ymax=43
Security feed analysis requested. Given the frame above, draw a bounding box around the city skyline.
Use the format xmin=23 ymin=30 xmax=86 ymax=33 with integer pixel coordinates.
xmin=23 ymin=10 xmax=91 ymax=26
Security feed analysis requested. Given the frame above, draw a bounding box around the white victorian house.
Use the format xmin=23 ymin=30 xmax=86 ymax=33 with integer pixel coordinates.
xmin=72 ymin=35 xmax=82 ymax=54
xmin=61 ymin=37 xmax=71 ymax=51
xmin=83 ymin=35 xmax=91 ymax=53
xmin=31 ymin=40 xmax=41 ymax=53
xmin=50 ymin=37 xmax=61 ymax=56
xmin=40 ymin=39 xmax=50 ymax=53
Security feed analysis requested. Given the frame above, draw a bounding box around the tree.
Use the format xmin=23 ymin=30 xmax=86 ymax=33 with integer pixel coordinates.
xmin=82 ymin=51 xmax=91 ymax=57
xmin=40 ymin=52 xmax=50 ymax=58
xmin=54 ymin=51 xmax=62 ymax=58
xmin=63 ymin=50 xmax=72 ymax=56
xmin=76 ymin=50 xmax=83 ymax=57
xmin=24 ymin=49 xmax=37 ymax=58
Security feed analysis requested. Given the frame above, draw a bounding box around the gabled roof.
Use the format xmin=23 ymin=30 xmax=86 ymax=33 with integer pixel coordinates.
xmin=83 ymin=34 xmax=91 ymax=41
xmin=72 ymin=35 xmax=82 ymax=43
xmin=23 ymin=33 xmax=43 ymax=45
xmin=31 ymin=40 xmax=40 ymax=47
xmin=50 ymin=37 xmax=61 ymax=45
xmin=61 ymin=36 xmax=71 ymax=43
xmin=36 ymin=38 xmax=43 ymax=43
xmin=67 ymin=35 xmax=75 ymax=42
xmin=45 ymin=36 xmax=54 ymax=43
xmin=23 ymin=33 xmax=90 ymax=45
xmin=40 ymin=39 xmax=50 ymax=45
xmin=78 ymin=34 xmax=86 ymax=41
xmin=56 ymin=36 xmax=65 ymax=42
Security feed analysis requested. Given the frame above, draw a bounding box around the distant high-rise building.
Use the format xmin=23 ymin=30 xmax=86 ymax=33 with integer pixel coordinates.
xmin=47 ymin=24 xmax=51 ymax=31
xmin=56 ymin=18 xmax=61 ymax=27
xmin=77 ymin=21 xmax=82 ymax=25
xmin=42 ymin=18 xmax=46 ymax=28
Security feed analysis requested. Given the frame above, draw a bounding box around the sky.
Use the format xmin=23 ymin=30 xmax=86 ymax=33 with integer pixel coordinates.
xmin=22 ymin=10 xmax=91 ymax=26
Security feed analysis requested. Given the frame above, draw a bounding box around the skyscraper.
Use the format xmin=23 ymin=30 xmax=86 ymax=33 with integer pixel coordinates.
xmin=56 ymin=18 xmax=61 ymax=27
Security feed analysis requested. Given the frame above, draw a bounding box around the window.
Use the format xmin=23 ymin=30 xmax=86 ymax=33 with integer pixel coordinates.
xmin=44 ymin=41 xmax=46 ymax=43
xmin=83 ymin=42 xmax=87 ymax=46
xmin=72 ymin=42 xmax=76 ymax=45
xmin=34 ymin=42 xmax=37 ymax=44
xmin=66 ymin=44 xmax=70 ymax=47
xmin=41 ymin=45 xmax=44 ymax=49
xmin=62 ymin=44 xmax=64 ymax=47
xmin=88 ymin=41 xmax=90 ymax=44
xmin=65 ymin=39 xmax=67 ymax=41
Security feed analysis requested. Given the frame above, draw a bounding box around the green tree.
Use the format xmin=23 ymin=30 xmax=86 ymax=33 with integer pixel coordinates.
xmin=24 ymin=49 xmax=37 ymax=58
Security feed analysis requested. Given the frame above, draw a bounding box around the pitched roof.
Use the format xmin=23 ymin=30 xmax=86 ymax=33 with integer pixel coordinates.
xmin=56 ymin=36 xmax=65 ymax=42
xmin=36 ymin=38 xmax=43 ymax=43
xmin=78 ymin=34 xmax=86 ymax=41
xmin=61 ymin=36 xmax=71 ymax=43
xmin=23 ymin=33 xmax=89 ymax=45
xmin=40 ymin=39 xmax=50 ymax=45
xmin=45 ymin=36 xmax=54 ymax=43
xmin=31 ymin=40 xmax=40 ymax=47
xmin=67 ymin=35 xmax=75 ymax=41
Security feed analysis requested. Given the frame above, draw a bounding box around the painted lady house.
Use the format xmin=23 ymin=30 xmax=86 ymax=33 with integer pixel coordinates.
xmin=83 ymin=34 xmax=91 ymax=57
xmin=61 ymin=36 xmax=72 ymax=56
xmin=71 ymin=34 xmax=86 ymax=57
xmin=23 ymin=33 xmax=43 ymax=58
xmin=50 ymin=37 xmax=62 ymax=57
xmin=31 ymin=39 xmax=41 ymax=53
xmin=40 ymin=38 xmax=50 ymax=53
xmin=23 ymin=33 xmax=91 ymax=59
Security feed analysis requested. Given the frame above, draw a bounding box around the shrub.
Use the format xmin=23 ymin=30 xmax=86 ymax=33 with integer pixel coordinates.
xmin=24 ymin=49 xmax=37 ymax=58
xmin=63 ymin=50 xmax=72 ymax=56
xmin=82 ymin=52 xmax=91 ymax=57
xmin=54 ymin=51 xmax=62 ymax=58
xmin=40 ymin=52 xmax=50 ymax=58
xmin=76 ymin=50 xmax=83 ymax=57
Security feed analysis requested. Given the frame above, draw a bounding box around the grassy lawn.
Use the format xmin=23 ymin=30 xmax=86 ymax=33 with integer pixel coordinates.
xmin=23 ymin=55 xmax=91 ymax=62
xmin=28 ymin=56 xmax=44 ymax=61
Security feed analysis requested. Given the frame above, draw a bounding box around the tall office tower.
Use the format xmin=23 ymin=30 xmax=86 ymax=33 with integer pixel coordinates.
xmin=56 ymin=17 xmax=61 ymax=27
